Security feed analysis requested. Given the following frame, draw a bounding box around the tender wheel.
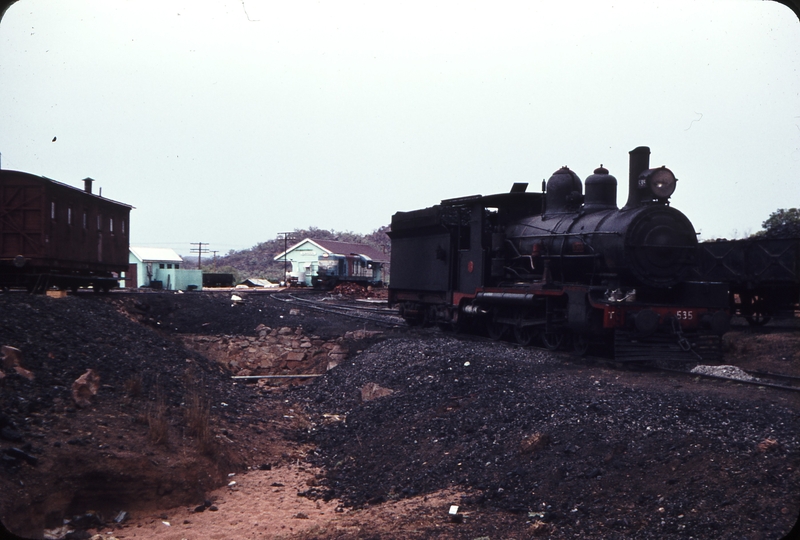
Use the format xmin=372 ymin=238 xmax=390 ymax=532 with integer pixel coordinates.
xmin=742 ymin=294 xmax=772 ymax=327
xmin=541 ymin=331 xmax=564 ymax=351
xmin=745 ymin=296 xmax=771 ymax=326
xmin=513 ymin=325 xmax=536 ymax=346
xmin=400 ymin=304 xmax=423 ymax=327
xmin=746 ymin=312 xmax=771 ymax=326
xmin=405 ymin=316 xmax=423 ymax=327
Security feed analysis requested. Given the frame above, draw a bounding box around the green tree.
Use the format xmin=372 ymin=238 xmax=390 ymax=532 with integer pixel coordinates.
xmin=760 ymin=208 xmax=800 ymax=238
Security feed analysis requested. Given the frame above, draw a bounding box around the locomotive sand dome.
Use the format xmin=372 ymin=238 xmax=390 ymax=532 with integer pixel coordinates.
xmin=388 ymin=146 xmax=730 ymax=363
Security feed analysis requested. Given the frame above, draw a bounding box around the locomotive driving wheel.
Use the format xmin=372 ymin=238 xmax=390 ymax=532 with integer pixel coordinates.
xmin=541 ymin=331 xmax=565 ymax=351
xmin=486 ymin=318 xmax=507 ymax=340
xmin=513 ymin=325 xmax=536 ymax=346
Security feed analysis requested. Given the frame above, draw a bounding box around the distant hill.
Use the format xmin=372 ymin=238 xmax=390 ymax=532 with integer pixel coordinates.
xmin=184 ymin=226 xmax=391 ymax=283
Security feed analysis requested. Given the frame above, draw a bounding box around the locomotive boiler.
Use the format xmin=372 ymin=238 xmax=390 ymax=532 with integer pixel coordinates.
xmin=388 ymin=146 xmax=730 ymax=362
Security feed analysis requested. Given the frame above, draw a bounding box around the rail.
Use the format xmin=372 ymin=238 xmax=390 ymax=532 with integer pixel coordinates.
xmin=270 ymin=291 xmax=405 ymax=328
xmin=659 ymin=367 xmax=800 ymax=394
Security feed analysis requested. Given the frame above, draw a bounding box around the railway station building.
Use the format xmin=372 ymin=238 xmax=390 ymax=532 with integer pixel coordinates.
xmin=273 ymin=238 xmax=386 ymax=287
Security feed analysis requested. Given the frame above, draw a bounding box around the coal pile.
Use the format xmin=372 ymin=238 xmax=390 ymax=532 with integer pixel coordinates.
xmin=0 ymin=293 xmax=254 ymax=421
xmin=328 ymin=282 xmax=387 ymax=299
xmin=292 ymin=334 xmax=800 ymax=538
xmin=0 ymin=289 xmax=391 ymax=537
xmin=111 ymin=290 xmax=363 ymax=339
xmin=0 ymin=292 xmax=289 ymax=536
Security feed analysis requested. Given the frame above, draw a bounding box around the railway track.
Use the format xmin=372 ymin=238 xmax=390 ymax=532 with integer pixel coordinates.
xmin=475 ymin=332 xmax=800 ymax=394
xmin=274 ymin=291 xmax=800 ymax=393
xmin=270 ymin=291 xmax=405 ymax=328
xmin=659 ymin=366 xmax=800 ymax=394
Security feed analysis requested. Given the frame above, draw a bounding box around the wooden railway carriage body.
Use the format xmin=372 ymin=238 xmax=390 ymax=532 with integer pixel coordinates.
xmin=696 ymin=237 xmax=800 ymax=325
xmin=0 ymin=170 xmax=132 ymax=292
xmin=389 ymin=147 xmax=730 ymax=363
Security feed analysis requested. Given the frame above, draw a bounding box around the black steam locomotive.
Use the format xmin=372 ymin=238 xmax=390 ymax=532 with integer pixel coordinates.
xmin=388 ymin=147 xmax=730 ymax=363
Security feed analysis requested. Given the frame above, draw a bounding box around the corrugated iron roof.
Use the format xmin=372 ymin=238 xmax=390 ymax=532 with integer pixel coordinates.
xmin=130 ymin=246 xmax=184 ymax=263
xmin=240 ymin=278 xmax=279 ymax=288
xmin=312 ymin=239 xmax=387 ymax=262
xmin=274 ymin=238 xmax=388 ymax=262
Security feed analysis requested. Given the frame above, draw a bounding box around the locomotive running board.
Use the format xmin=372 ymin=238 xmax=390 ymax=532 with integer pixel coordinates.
xmin=614 ymin=331 xmax=722 ymax=363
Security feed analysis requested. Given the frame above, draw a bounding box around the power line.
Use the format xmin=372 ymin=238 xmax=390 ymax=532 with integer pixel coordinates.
xmin=190 ymin=242 xmax=210 ymax=268
xmin=278 ymin=232 xmax=294 ymax=285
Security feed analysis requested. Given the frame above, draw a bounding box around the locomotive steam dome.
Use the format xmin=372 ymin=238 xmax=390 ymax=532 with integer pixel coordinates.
xmin=545 ymin=167 xmax=583 ymax=214
xmin=584 ymin=166 xmax=618 ymax=212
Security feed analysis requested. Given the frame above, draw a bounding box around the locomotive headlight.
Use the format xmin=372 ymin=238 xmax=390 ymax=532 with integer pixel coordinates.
xmin=638 ymin=167 xmax=677 ymax=199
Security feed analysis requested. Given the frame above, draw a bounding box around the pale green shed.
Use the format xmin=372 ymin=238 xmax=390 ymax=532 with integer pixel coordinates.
xmin=128 ymin=247 xmax=202 ymax=291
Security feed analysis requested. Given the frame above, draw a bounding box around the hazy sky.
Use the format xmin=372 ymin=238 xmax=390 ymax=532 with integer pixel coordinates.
xmin=1 ymin=0 xmax=799 ymax=257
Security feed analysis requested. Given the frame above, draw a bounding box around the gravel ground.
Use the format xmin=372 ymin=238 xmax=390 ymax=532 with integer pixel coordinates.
xmin=1 ymin=290 xmax=799 ymax=539
xmin=291 ymin=333 xmax=800 ymax=539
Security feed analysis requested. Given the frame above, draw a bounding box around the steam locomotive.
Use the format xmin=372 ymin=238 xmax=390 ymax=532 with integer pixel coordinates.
xmin=388 ymin=146 xmax=730 ymax=363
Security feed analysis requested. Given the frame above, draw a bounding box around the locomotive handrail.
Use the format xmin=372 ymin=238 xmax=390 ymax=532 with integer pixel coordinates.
xmin=513 ymin=225 xmax=622 ymax=237
xmin=539 ymin=254 xmax=601 ymax=259
xmin=627 ymin=243 xmax=696 ymax=249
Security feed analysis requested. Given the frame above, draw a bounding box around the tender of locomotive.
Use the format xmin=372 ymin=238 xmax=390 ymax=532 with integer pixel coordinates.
xmin=0 ymin=169 xmax=132 ymax=293
xmin=696 ymin=236 xmax=800 ymax=326
xmin=388 ymin=146 xmax=730 ymax=362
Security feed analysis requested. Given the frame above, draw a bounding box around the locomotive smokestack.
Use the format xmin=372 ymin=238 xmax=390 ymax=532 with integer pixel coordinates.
xmin=83 ymin=177 xmax=94 ymax=194
xmin=623 ymin=146 xmax=650 ymax=210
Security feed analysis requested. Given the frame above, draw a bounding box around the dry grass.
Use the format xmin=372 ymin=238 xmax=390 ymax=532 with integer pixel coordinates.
xmin=183 ymin=367 xmax=214 ymax=455
xmin=147 ymin=379 xmax=169 ymax=445
xmin=123 ymin=373 xmax=142 ymax=398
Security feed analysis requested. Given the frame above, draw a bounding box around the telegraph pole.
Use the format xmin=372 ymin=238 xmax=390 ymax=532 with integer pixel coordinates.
xmin=190 ymin=242 xmax=209 ymax=269
xmin=211 ymin=250 xmax=219 ymax=270
xmin=278 ymin=232 xmax=293 ymax=285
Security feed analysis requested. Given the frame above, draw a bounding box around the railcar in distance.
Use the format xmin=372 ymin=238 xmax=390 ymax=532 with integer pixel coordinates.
xmin=0 ymin=170 xmax=132 ymax=292
xmin=202 ymin=273 xmax=236 ymax=288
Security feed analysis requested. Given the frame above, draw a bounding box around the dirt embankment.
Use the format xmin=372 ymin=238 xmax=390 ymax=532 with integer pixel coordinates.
xmin=0 ymin=291 xmax=336 ymax=537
